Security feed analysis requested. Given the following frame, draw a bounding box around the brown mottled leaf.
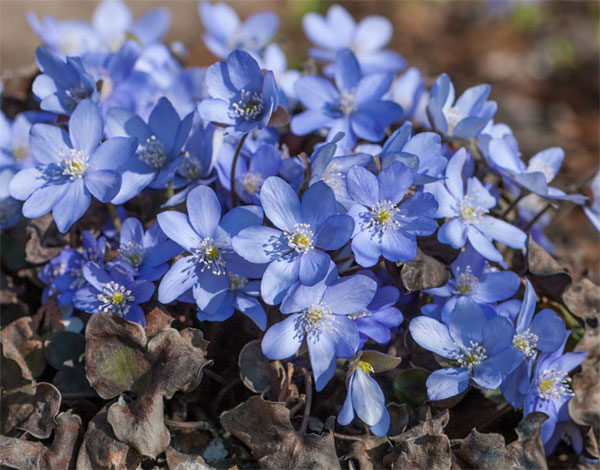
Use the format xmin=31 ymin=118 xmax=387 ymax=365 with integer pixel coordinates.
xmin=0 ymin=410 xmax=81 ymax=470
xmin=563 ymin=278 xmax=600 ymax=326
xmin=145 ymin=306 xmax=174 ymax=338
xmin=1 ymin=340 xmax=33 ymax=392
xmin=165 ymin=446 xmax=213 ymax=470
xmin=85 ymin=313 xmax=210 ymax=458
xmin=459 ymin=428 xmax=508 ymax=469
xmin=76 ymin=406 xmax=142 ymax=470
xmin=24 ymin=214 xmax=69 ymax=264
xmin=238 ymin=339 xmax=284 ymax=397
xmin=400 ymin=248 xmax=450 ymax=292
xmin=1 ymin=316 xmax=44 ymax=379
xmin=389 ymin=410 xmax=449 ymax=444
xmin=220 ymin=396 xmax=340 ymax=469
xmin=505 ymin=412 xmax=548 ymax=470
xmin=390 ymin=434 xmax=453 ymax=470
xmin=1 ymin=382 xmax=61 ymax=438
xmin=526 ymin=236 xmax=571 ymax=301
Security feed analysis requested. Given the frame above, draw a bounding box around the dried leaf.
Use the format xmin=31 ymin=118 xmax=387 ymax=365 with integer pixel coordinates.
xmin=0 ymin=410 xmax=81 ymax=470
xmin=563 ymin=278 xmax=600 ymax=326
xmin=238 ymin=340 xmax=284 ymax=396
xmin=1 ymin=382 xmax=61 ymax=438
xmin=459 ymin=428 xmax=508 ymax=469
xmin=24 ymin=214 xmax=69 ymax=264
xmin=220 ymin=396 xmax=340 ymax=469
xmin=165 ymin=446 xmax=213 ymax=470
xmin=389 ymin=410 xmax=449 ymax=444
xmin=76 ymin=406 xmax=142 ymax=470
xmin=526 ymin=236 xmax=572 ymax=301
xmin=145 ymin=306 xmax=174 ymax=337
xmin=1 ymin=340 xmax=33 ymax=392
xmin=505 ymin=412 xmax=548 ymax=470
xmin=400 ymin=248 xmax=450 ymax=292
xmin=391 ymin=434 xmax=453 ymax=470
xmin=1 ymin=316 xmax=45 ymax=378
xmin=85 ymin=313 xmax=210 ymax=458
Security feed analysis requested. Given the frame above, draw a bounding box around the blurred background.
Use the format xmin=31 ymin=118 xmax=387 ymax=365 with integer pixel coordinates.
xmin=1 ymin=0 xmax=598 ymax=278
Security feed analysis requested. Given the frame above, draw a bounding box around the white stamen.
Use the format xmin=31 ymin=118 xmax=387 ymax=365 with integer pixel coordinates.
xmin=349 ymin=308 xmax=373 ymax=320
xmin=118 ymin=241 xmax=145 ymax=269
xmin=179 ymin=151 xmax=203 ymax=180
xmin=232 ymin=89 xmax=263 ymax=120
xmin=453 ymin=266 xmax=479 ymax=295
xmin=452 ymin=340 xmax=488 ymax=369
xmin=459 ymin=192 xmax=488 ymax=223
xmin=296 ymin=301 xmax=339 ymax=339
xmin=527 ymin=160 xmax=554 ymax=182
xmin=445 ymin=106 xmax=463 ymax=136
xmin=339 ymin=89 xmax=357 ymax=116
xmin=286 ymin=223 xmax=315 ymax=254
xmin=193 ymin=238 xmax=228 ymax=275
xmin=59 ymin=149 xmax=89 ymax=179
xmin=369 ymin=200 xmax=401 ymax=233
xmin=513 ymin=329 xmax=539 ymax=358
xmin=228 ymin=272 xmax=248 ymax=290
xmin=537 ymin=369 xmax=574 ymax=401
xmin=139 ymin=135 xmax=167 ymax=169
xmin=97 ymin=280 xmax=135 ymax=317
xmin=241 ymin=171 xmax=264 ymax=195
xmin=321 ymin=162 xmax=345 ymax=192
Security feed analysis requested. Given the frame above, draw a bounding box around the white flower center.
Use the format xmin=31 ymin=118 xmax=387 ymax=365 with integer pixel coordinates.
xmin=369 ymin=200 xmax=401 ymax=233
xmin=453 ymin=266 xmax=479 ymax=295
xmin=527 ymin=160 xmax=554 ymax=182
xmin=139 ymin=135 xmax=167 ymax=169
xmin=339 ymin=89 xmax=357 ymax=116
xmin=452 ymin=340 xmax=488 ymax=369
xmin=232 ymin=89 xmax=264 ymax=120
xmin=60 ymin=149 xmax=89 ymax=179
xmin=297 ymin=301 xmax=339 ymax=339
xmin=97 ymin=280 xmax=135 ymax=317
xmin=228 ymin=272 xmax=248 ymax=290
xmin=286 ymin=223 xmax=315 ymax=254
xmin=179 ymin=151 xmax=204 ymax=180
xmin=445 ymin=106 xmax=463 ymax=136
xmin=536 ymin=369 xmax=574 ymax=401
xmin=193 ymin=237 xmax=228 ymax=275
xmin=321 ymin=162 xmax=345 ymax=193
xmin=513 ymin=329 xmax=539 ymax=358
xmin=241 ymin=171 xmax=264 ymax=195
xmin=118 ymin=241 xmax=145 ymax=269
xmin=459 ymin=193 xmax=488 ymax=223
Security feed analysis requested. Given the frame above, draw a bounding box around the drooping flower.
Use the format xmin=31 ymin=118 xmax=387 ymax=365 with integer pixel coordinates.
xmin=8 ymin=99 xmax=137 ymax=233
xmin=261 ymin=264 xmax=377 ymax=390
xmin=291 ymin=49 xmax=402 ymax=153
xmin=427 ymin=73 xmax=497 ymax=140
xmin=73 ymin=262 xmax=155 ymax=326
xmin=425 ymin=148 xmax=527 ymax=263
xmin=583 ymin=171 xmax=600 ymax=231
xmin=232 ymin=177 xmax=354 ymax=305
xmin=346 ymin=161 xmax=438 ymax=267
xmin=409 ymin=297 xmax=522 ymax=401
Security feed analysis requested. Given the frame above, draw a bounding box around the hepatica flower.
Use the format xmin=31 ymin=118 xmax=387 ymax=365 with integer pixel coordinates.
xmin=261 ymin=267 xmax=377 ymax=390
xmin=8 ymin=99 xmax=137 ymax=233
xmin=73 ymin=262 xmax=154 ymax=326
xmin=198 ymin=50 xmax=280 ymax=134
xmin=106 ymin=97 xmax=193 ymax=204
xmin=409 ymin=298 xmax=522 ymax=401
xmin=232 ymin=177 xmax=354 ymax=305
xmin=346 ymin=161 xmax=438 ymax=267
xmin=584 ymin=171 xmax=600 ymax=231
xmin=291 ymin=49 xmax=402 ymax=152
xmin=157 ymin=185 xmax=264 ymax=313
xmin=426 ymin=148 xmax=527 ymax=263
xmin=427 ymin=73 xmax=497 ymax=140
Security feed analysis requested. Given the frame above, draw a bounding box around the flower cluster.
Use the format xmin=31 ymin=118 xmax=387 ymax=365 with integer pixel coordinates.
xmin=3 ymin=0 xmax=595 ymax=456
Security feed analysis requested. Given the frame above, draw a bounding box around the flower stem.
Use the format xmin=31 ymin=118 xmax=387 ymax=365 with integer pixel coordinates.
xmin=108 ymin=203 xmax=121 ymax=232
xmin=230 ymin=133 xmax=249 ymax=208
xmin=501 ymin=192 xmax=525 ymax=219
xmin=300 ymin=368 xmax=313 ymax=434
xmin=523 ymin=202 xmax=552 ymax=231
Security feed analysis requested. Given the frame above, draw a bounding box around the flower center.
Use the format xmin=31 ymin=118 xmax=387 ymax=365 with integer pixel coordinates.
xmin=349 ymin=308 xmax=372 ymax=320
xmin=228 ymin=272 xmax=248 ymax=290
xmin=459 ymin=193 xmax=488 ymax=223
xmin=139 ymin=135 xmax=167 ymax=169
xmin=536 ymin=369 xmax=573 ymax=401
xmin=453 ymin=266 xmax=479 ymax=295
xmin=63 ymin=85 xmax=90 ymax=111
xmin=241 ymin=171 xmax=264 ymax=195
xmin=452 ymin=340 xmax=488 ymax=369
xmin=193 ymin=238 xmax=227 ymax=275
xmin=12 ymin=144 xmax=29 ymax=160
xmin=99 ymin=76 xmax=113 ymax=101
xmin=232 ymin=89 xmax=264 ymax=120
xmin=513 ymin=329 xmax=539 ymax=358
xmin=179 ymin=151 xmax=203 ymax=180
xmin=357 ymin=360 xmax=374 ymax=374
xmin=369 ymin=200 xmax=400 ymax=233
xmin=527 ymin=160 xmax=554 ymax=182
xmin=445 ymin=106 xmax=463 ymax=136
xmin=321 ymin=162 xmax=345 ymax=193
xmin=286 ymin=223 xmax=315 ymax=254
xmin=297 ymin=301 xmax=338 ymax=339
xmin=118 ymin=241 xmax=145 ymax=269
xmin=339 ymin=89 xmax=357 ymax=116
xmin=97 ymin=280 xmax=135 ymax=317
xmin=60 ymin=149 xmax=89 ymax=179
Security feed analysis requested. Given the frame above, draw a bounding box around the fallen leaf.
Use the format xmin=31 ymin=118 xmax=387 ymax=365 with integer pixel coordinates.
xmin=1 ymin=316 xmax=45 ymax=379
xmin=505 ymin=412 xmax=548 ymax=470
xmin=165 ymin=446 xmax=213 ymax=470
xmin=563 ymin=278 xmax=600 ymax=327
xmin=400 ymin=248 xmax=450 ymax=292
xmin=391 ymin=434 xmax=453 ymax=470
xmin=526 ymin=236 xmax=572 ymax=301
xmin=24 ymin=214 xmax=69 ymax=265
xmin=145 ymin=306 xmax=175 ymax=338
xmin=238 ymin=339 xmax=284 ymax=397
xmin=459 ymin=428 xmax=508 ymax=469
xmin=220 ymin=395 xmax=340 ymax=469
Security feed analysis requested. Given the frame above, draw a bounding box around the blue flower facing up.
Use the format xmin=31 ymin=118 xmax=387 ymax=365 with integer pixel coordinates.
xmin=8 ymin=99 xmax=137 ymax=233
xmin=346 ymin=161 xmax=438 ymax=267
xmin=199 ymin=2 xmax=279 ymax=59
xmin=32 ymin=46 xmax=98 ymax=114
xmin=291 ymin=49 xmax=402 ymax=152
xmin=198 ymin=50 xmax=281 ymax=134
xmin=157 ymin=185 xmax=265 ymax=314
xmin=261 ymin=264 xmax=377 ymax=390
xmin=427 ymin=73 xmax=497 ymax=140
xmin=409 ymin=297 xmax=522 ymax=401
xmin=422 ymin=244 xmax=521 ymax=323
xmin=232 ymin=177 xmax=354 ymax=305
xmin=302 ymin=5 xmax=405 ymax=74
xmin=73 ymin=262 xmax=155 ymax=326
xmin=233 ymin=144 xmax=282 ymax=205
xmin=426 ymin=148 xmax=527 ymax=263
xmin=106 ymin=97 xmax=193 ymax=204
xmin=109 ymin=217 xmax=182 ymax=281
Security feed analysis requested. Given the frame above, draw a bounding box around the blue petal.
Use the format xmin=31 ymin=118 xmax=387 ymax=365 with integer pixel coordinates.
xmin=409 ymin=316 xmax=459 ymax=358
xmin=82 ymin=262 xmax=111 ymax=291
xmin=315 ymin=215 xmax=354 ymax=250
xmin=307 ymin=328 xmax=336 ymax=391
xmin=369 ymin=407 xmax=390 ymax=437
xmin=378 ymin=161 xmax=413 ymax=204
xmin=90 ymin=136 xmax=137 ymax=170
xmin=337 ymin=385 xmax=355 ymax=426
xmin=157 ymin=211 xmax=202 ymax=252
xmin=426 ymin=368 xmax=470 ymax=401
xmin=347 ymin=165 xmax=379 ymax=207
xmin=148 ymin=97 xmax=179 ymax=154
xmin=130 ymin=280 xmax=155 ymax=304
xmin=466 ymin=226 xmax=503 ymax=263
xmin=477 ymin=216 xmax=527 ymax=249
xmin=472 ymin=361 xmax=502 ymax=390
xmin=220 ymin=205 xmax=264 ymax=236
xmin=482 ymin=315 xmax=514 ymax=356
xmin=260 ymin=255 xmax=300 ymax=305
xmin=261 ymin=313 xmax=304 ymax=360
xmin=232 ymin=226 xmax=286 ymax=264
xmin=335 ymin=49 xmax=361 ymax=92
xmin=474 ymin=271 xmax=520 ymax=303
xmin=22 ymin=182 xmax=68 ymax=218
xmin=381 ymin=228 xmax=417 ymax=263
xmin=301 ymin=181 xmax=337 ymax=229
xmin=260 ymin=176 xmax=302 ymax=232
xmin=120 ymin=217 xmax=144 ymax=245
xmin=186 ymin=185 xmax=221 ymax=238
xmin=448 ymin=297 xmax=487 ymax=346
xmin=84 ymin=169 xmax=121 ymax=203
xmin=69 ymin=99 xmax=103 ymax=156
xmin=158 ymin=256 xmax=199 ymax=304
xmin=30 ymin=123 xmax=71 ymax=165
xmin=293 ymin=76 xmax=339 ymax=110
xmin=351 ymin=368 xmax=385 ymax=426
xmin=233 ymin=294 xmax=267 ymax=330
xmin=299 ymin=250 xmax=330 ymax=286
xmin=530 ymin=310 xmax=566 ymax=353
xmin=323 ymin=274 xmax=377 ymax=315
xmin=52 ymin=178 xmax=91 ymax=233
xmin=438 ymin=219 xmax=467 ymax=249
xmin=351 ymin=228 xmax=382 ymax=268
xmin=192 ymin=269 xmax=229 ymax=311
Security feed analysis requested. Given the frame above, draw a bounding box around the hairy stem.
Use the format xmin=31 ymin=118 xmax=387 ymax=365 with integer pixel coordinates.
xmin=230 ymin=133 xmax=249 ymax=208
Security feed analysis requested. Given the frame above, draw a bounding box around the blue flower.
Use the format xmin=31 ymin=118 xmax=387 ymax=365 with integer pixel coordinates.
xmin=198 ymin=2 xmax=279 ymax=59
xmin=73 ymin=262 xmax=155 ymax=326
xmin=8 ymin=99 xmax=137 ymax=233
xmin=232 ymin=177 xmax=354 ymax=305
xmin=198 ymin=50 xmax=281 ymax=134
xmin=488 ymin=135 xmax=587 ymax=204
xmin=425 ymin=148 xmax=527 ymax=263
xmin=233 ymin=144 xmax=282 ymax=205
xmin=32 ymin=47 xmax=98 ymax=114
xmin=584 ymin=171 xmax=600 ymax=231
xmin=261 ymin=44 xmax=301 ymax=106
xmin=302 ymin=5 xmax=405 ymax=74
xmin=0 ymin=110 xmax=56 ymax=166
xmin=427 ymin=73 xmax=497 ymax=140
xmin=261 ymin=265 xmax=377 ymax=390
xmin=423 ymin=244 xmax=521 ymax=323
xmin=291 ymin=49 xmax=402 ymax=152
xmin=28 ymin=12 xmax=101 ymax=57
xmin=338 ymin=358 xmax=391 ymax=437
xmin=108 ymin=217 xmax=182 ymax=281
xmin=157 ymin=185 xmax=265 ymax=314
xmin=391 ymin=67 xmax=429 ymax=126
xmin=517 ymin=194 xmax=556 ymax=254
xmin=346 ymin=161 xmax=438 ymax=267
xmin=409 ymin=297 xmax=522 ymax=401
xmin=105 ymin=97 xmax=193 ymax=204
